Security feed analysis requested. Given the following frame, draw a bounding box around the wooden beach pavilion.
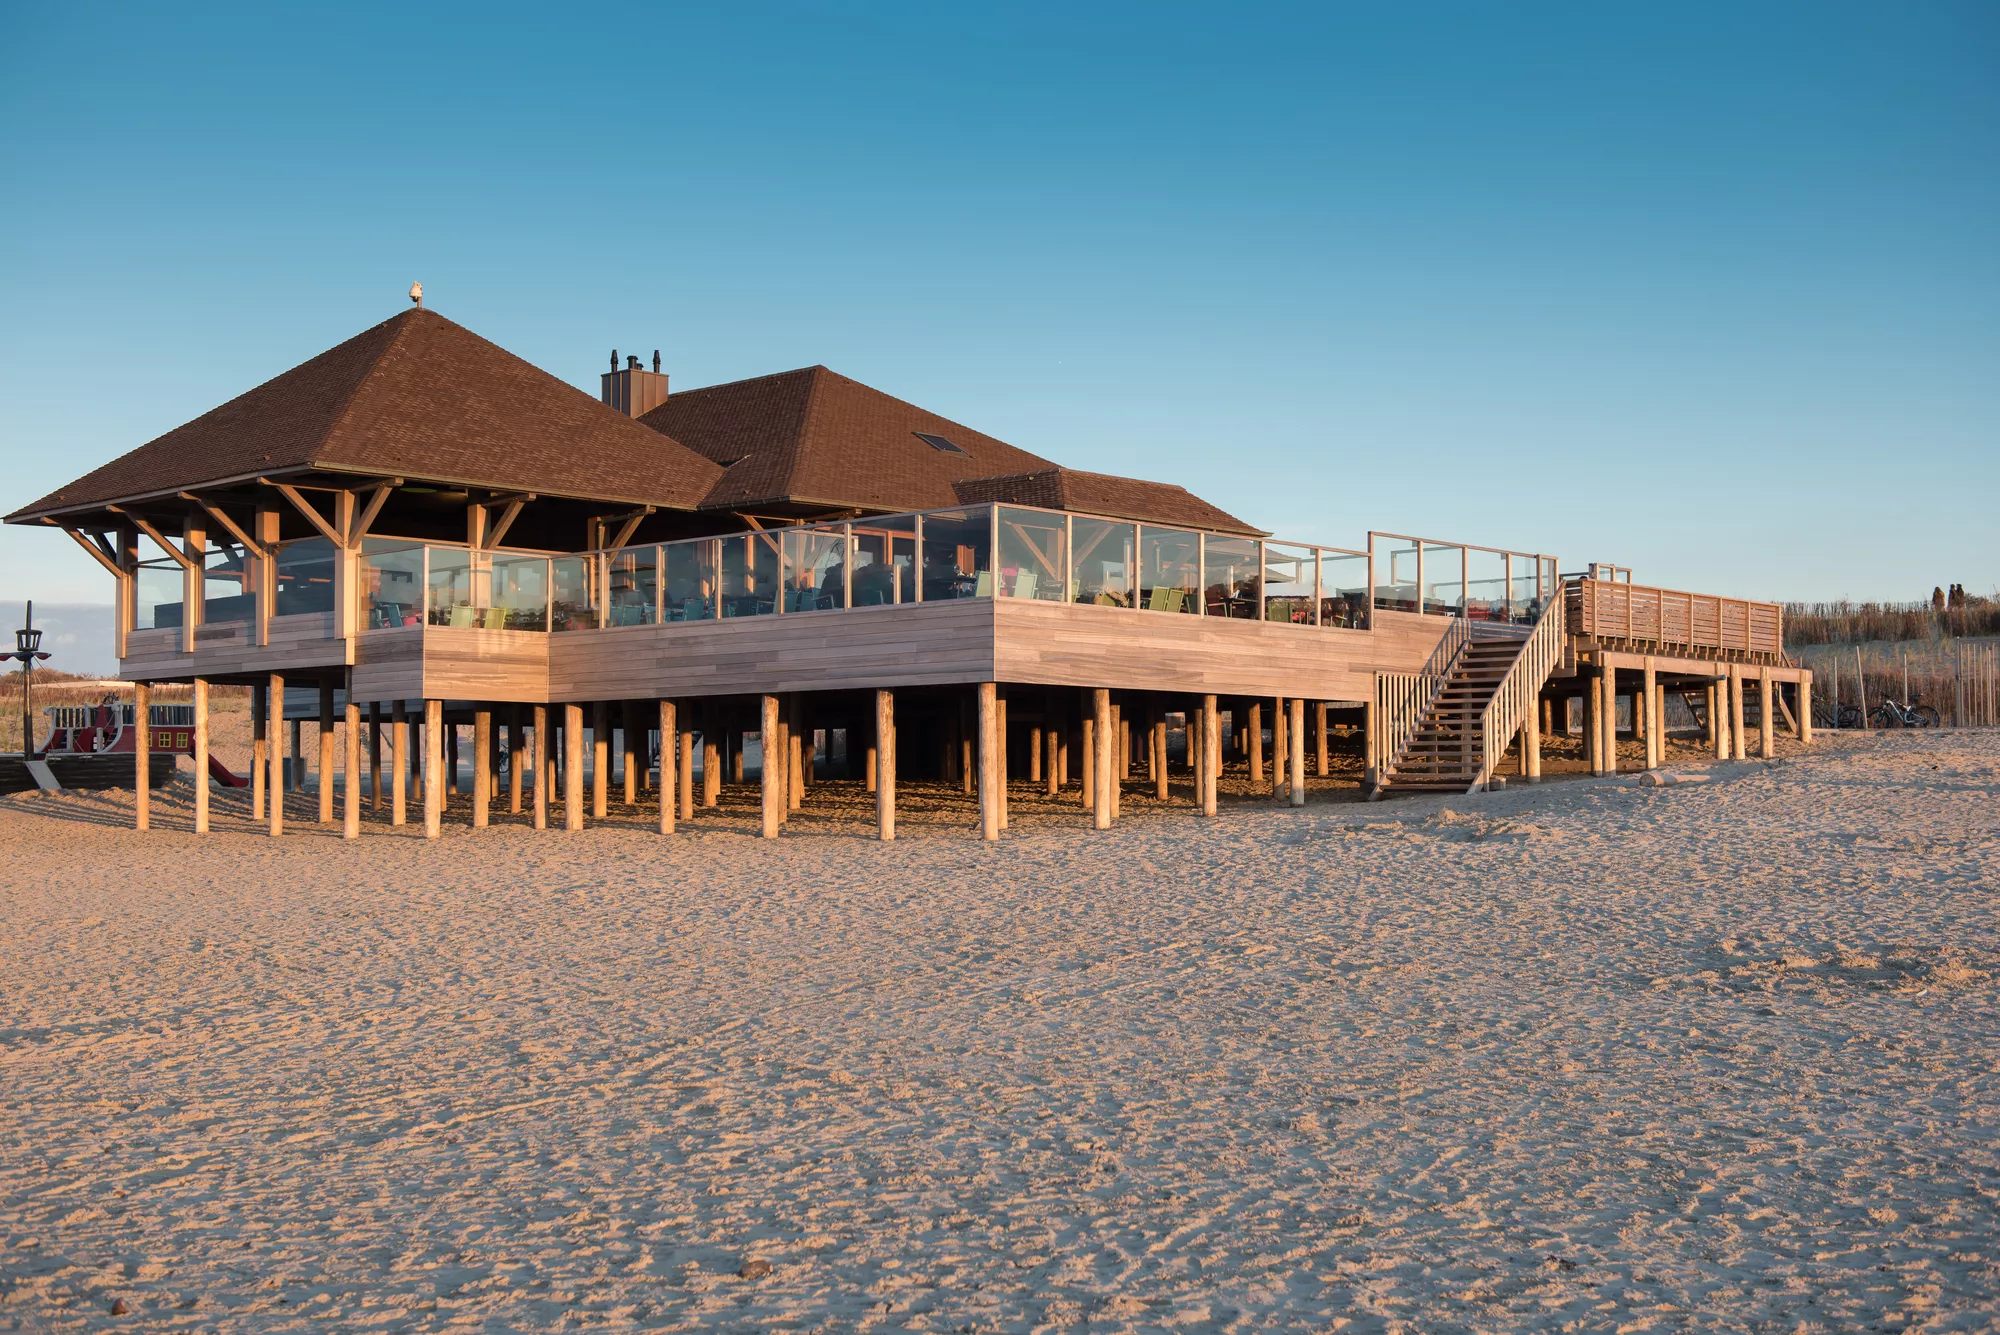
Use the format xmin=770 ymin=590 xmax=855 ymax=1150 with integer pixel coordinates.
xmin=5 ymin=303 xmax=1814 ymax=840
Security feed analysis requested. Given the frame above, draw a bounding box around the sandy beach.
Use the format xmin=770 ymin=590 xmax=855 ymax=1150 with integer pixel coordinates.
xmin=1 ymin=730 xmax=1995 ymax=1332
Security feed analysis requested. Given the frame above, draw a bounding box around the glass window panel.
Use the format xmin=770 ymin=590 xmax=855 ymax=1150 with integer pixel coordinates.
xmin=361 ymin=539 xmax=424 ymax=630
xmin=1070 ymin=516 xmax=1136 ymax=609
xmin=663 ymin=537 xmax=719 ymax=621
xmin=1373 ymin=538 xmax=1419 ymax=614
xmin=1138 ymin=527 xmax=1199 ymax=614
xmin=1203 ymin=535 xmax=1260 ymax=619
xmin=426 ymin=546 xmax=474 ymax=627
xmin=605 ymin=547 xmax=659 ymax=627
xmin=920 ymin=508 xmax=993 ymax=602
xmin=721 ymin=531 xmax=779 ymax=617
xmin=1509 ymin=557 xmax=1543 ymax=626
xmin=783 ymin=526 xmax=849 ymax=612
xmin=1263 ymin=542 xmax=1316 ymax=624
xmin=275 ymin=538 xmax=336 ymax=617
xmin=1467 ymin=548 xmax=1508 ymax=623
xmin=1421 ymin=542 xmax=1464 ymax=616
xmin=997 ymin=507 xmax=1067 ymax=601
xmin=1319 ymin=550 xmax=1370 ymax=629
xmin=203 ymin=542 xmax=255 ymax=626
xmin=850 ymin=514 xmax=916 ymax=606
xmin=551 ymin=555 xmax=599 ymax=631
xmin=490 ymin=553 xmax=550 ymax=631
xmin=137 ymin=559 xmax=184 ymax=630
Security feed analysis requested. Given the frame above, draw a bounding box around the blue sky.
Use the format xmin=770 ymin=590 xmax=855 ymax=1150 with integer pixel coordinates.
xmin=2 ymin=1 xmax=1995 ymax=618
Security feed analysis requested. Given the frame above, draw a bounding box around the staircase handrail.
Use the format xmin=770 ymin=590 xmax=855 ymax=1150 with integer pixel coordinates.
xmin=1472 ymin=594 xmax=1567 ymax=791
xmin=1374 ymin=614 xmax=1473 ymax=776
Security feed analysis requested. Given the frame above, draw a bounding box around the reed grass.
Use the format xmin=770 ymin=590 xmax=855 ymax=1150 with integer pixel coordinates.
xmin=1783 ymin=598 xmax=2000 ymax=647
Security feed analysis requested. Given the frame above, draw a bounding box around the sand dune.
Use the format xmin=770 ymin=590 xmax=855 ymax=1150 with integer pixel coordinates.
xmin=2 ymin=731 xmax=1995 ymax=1331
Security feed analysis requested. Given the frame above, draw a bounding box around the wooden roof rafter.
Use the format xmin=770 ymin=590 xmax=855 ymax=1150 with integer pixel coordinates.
xmin=47 ymin=520 xmax=126 ymax=579
xmin=105 ymin=504 xmax=197 ymax=570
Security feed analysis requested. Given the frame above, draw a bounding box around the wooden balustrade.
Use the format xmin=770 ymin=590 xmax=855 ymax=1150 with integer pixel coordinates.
xmin=1565 ymin=579 xmax=1783 ymax=658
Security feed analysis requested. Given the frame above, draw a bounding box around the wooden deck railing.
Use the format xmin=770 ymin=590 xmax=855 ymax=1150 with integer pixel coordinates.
xmin=1474 ymin=595 xmax=1565 ymax=791
xmin=1566 ymin=579 xmax=1783 ymax=658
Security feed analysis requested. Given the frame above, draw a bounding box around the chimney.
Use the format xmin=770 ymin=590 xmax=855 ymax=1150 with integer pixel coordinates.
xmin=601 ymin=347 xmax=669 ymax=417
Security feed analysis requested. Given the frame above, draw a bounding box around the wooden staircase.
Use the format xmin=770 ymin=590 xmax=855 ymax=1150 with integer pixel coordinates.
xmin=1377 ymin=634 xmax=1529 ymax=794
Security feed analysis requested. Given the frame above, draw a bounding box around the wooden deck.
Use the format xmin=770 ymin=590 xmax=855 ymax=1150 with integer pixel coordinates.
xmin=1567 ymin=579 xmax=1785 ymax=663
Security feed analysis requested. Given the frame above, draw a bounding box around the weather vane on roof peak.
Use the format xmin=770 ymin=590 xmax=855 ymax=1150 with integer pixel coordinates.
xmin=409 ymin=281 xmax=423 ymax=309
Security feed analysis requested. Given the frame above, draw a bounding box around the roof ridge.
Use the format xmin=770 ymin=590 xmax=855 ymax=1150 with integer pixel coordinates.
xmin=314 ymin=308 xmax=422 ymax=469
xmin=784 ymin=365 xmax=838 ymax=504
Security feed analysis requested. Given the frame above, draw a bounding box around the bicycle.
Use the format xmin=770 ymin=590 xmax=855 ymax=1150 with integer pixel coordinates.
xmin=1811 ymin=699 xmax=1864 ymax=730
xmin=1870 ymin=697 xmax=1941 ymax=729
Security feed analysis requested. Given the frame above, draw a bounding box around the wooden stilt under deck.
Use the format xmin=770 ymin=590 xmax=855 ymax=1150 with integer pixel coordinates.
xmin=1045 ymin=726 xmax=1058 ymax=798
xmin=1314 ymin=701 xmax=1329 ymax=778
xmin=134 ymin=681 xmax=151 ymax=832
xmin=1080 ymin=711 xmax=1095 ymax=810
xmin=389 ymin=701 xmax=407 ymax=826
xmin=1642 ymin=657 xmax=1660 ymax=771
xmin=1093 ymin=688 xmax=1113 ymax=830
xmin=508 ymin=710 xmax=524 ymax=814
xmin=368 ymin=703 xmax=383 ymax=812
xmin=191 ymin=678 xmax=210 ymax=834
xmin=251 ymin=684 xmax=267 ymax=825
xmin=1201 ymin=694 xmax=1219 ymax=817
xmin=318 ymin=681 xmax=336 ymax=823
xmin=423 ymin=699 xmax=444 ymax=839
xmin=996 ymin=695 xmax=1009 ymax=832
xmin=623 ymin=702 xmax=639 ymax=807
xmin=532 ymin=705 xmax=549 ymax=831
xmin=703 ymin=721 xmax=721 ymax=808
xmin=267 ymin=674 xmax=284 ymax=836
xmin=677 ymin=716 xmax=695 ymax=822
xmin=875 ymin=689 xmax=895 ymax=842
xmin=343 ymin=689 xmax=361 ymax=839
xmin=786 ymin=696 xmax=803 ymax=813
xmin=1109 ymin=703 xmax=1122 ymax=821
xmin=1288 ymin=696 xmax=1305 ymax=807
xmin=1247 ymin=701 xmax=1263 ymax=786
xmin=1153 ymin=714 xmax=1168 ymax=801
xmin=1028 ymin=724 xmax=1042 ymax=784
xmin=564 ymin=704 xmax=585 ymax=831
xmin=473 ymin=708 xmax=492 ymax=829
xmin=1730 ymin=665 xmax=1747 ymax=762
xmin=978 ymin=682 xmax=1000 ymax=842
xmin=1799 ymin=674 xmax=1814 ymax=744
xmin=591 ymin=702 xmax=609 ymax=820
xmin=760 ymin=695 xmax=782 ymax=839
xmin=1524 ymin=688 xmax=1542 ymax=782
xmin=658 ymin=699 xmax=677 ymax=834
xmin=1759 ymin=665 xmax=1775 ymax=759
xmin=1272 ymin=697 xmax=1287 ymax=799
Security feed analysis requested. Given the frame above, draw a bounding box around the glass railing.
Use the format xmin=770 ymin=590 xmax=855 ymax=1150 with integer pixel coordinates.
xmin=1369 ymin=532 xmax=1558 ymax=626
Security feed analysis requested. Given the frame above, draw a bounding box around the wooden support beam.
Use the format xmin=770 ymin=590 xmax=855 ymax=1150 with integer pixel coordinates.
xmin=622 ymin=701 xmax=640 ymax=807
xmin=108 ymin=507 xmax=197 ymax=569
xmin=658 ymin=700 xmax=677 ymax=834
xmin=1247 ymin=701 xmax=1264 ymax=786
xmin=761 ymin=695 xmax=782 ymax=839
xmin=1080 ymin=712 xmax=1095 ymax=811
xmin=251 ymin=683 xmax=268 ymax=825
xmin=368 ymin=703 xmax=383 ymax=812
xmin=189 ymin=678 xmax=210 ymax=834
xmin=1201 ymin=695 xmax=1219 ymax=817
xmin=473 ymin=708 xmax=492 ymax=829
xmin=1643 ymin=657 xmax=1660 ymax=771
xmin=318 ymin=682 xmax=336 ymax=824
xmin=59 ymin=525 xmax=128 ymax=578
xmin=423 ymin=699 xmax=444 ymax=838
xmin=391 ymin=701 xmax=408 ymax=827
xmin=264 ymin=482 xmax=345 ymax=546
xmin=564 ymin=704 xmax=585 ymax=831
xmin=1044 ymin=726 xmax=1058 ymax=798
xmin=876 ymin=689 xmax=896 ymax=842
xmin=590 ymin=702 xmax=609 ymax=820
xmin=134 ymin=682 xmax=151 ymax=831
xmin=1288 ymin=696 xmax=1306 ymax=807
xmin=1153 ymin=714 xmax=1168 ymax=801
xmin=349 ymin=481 xmax=401 ymax=546
xmin=787 ymin=696 xmax=804 ymax=813
xmin=530 ymin=706 xmax=548 ymax=830
xmin=1730 ymin=665 xmax=1747 ymax=762
xmin=1093 ymin=689 xmax=1113 ymax=831
xmin=996 ymin=696 xmax=1009 ymax=832
xmin=344 ymin=689 xmax=361 ymax=840
xmin=1799 ymin=673 xmax=1814 ymax=744
xmin=1524 ymin=688 xmax=1542 ymax=782
xmin=1109 ymin=702 xmax=1122 ymax=822
xmin=1314 ymin=701 xmax=1329 ymax=778
xmin=1759 ymin=665 xmax=1775 ymax=759
xmin=1272 ymin=697 xmax=1287 ymax=799
xmin=268 ymin=675 xmax=285 ymax=836
xmin=978 ymin=682 xmax=1000 ymax=842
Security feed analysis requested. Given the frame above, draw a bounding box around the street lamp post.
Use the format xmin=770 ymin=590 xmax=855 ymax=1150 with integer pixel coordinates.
xmin=10 ymin=601 xmax=51 ymax=758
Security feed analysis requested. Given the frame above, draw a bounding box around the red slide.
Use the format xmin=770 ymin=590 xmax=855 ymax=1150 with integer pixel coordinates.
xmin=207 ymin=754 xmax=250 ymax=788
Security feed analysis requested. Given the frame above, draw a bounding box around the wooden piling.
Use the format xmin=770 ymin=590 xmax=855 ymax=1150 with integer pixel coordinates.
xmin=191 ymin=678 xmax=210 ymax=834
xmin=761 ymin=695 xmax=782 ymax=839
xmin=391 ymin=701 xmax=408 ymax=826
xmin=658 ymin=700 xmax=676 ymax=834
xmin=424 ymin=698 xmax=444 ymax=839
xmin=368 ymin=702 xmax=382 ymax=812
xmin=978 ymin=682 xmax=1000 ymax=841
xmin=876 ymin=689 xmax=896 ymax=842
xmin=1643 ymin=657 xmax=1660 ymax=771
xmin=318 ymin=681 xmax=336 ymax=823
xmin=1093 ymin=688 xmax=1113 ymax=830
xmin=1288 ymin=696 xmax=1305 ymax=807
xmin=1201 ymin=694 xmax=1219 ymax=817
xmin=134 ymin=681 xmax=151 ymax=832
xmin=1759 ymin=665 xmax=1775 ymax=759
xmin=343 ymin=690 xmax=361 ymax=840
xmin=1730 ymin=665 xmax=1747 ymax=762
xmin=267 ymin=674 xmax=284 ymax=836
xmin=251 ymin=683 xmax=267 ymax=824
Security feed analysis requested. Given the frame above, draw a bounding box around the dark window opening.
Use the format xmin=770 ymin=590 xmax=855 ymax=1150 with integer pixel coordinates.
xmin=914 ymin=431 xmax=967 ymax=455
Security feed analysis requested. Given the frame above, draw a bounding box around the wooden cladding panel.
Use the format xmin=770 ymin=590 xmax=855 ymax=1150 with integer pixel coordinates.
xmin=422 ymin=627 xmax=551 ymax=702
xmin=994 ymin=602 xmax=1452 ymax=701
xmin=120 ymin=613 xmax=347 ymax=681
xmin=351 ymin=626 xmax=426 ymax=704
xmin=547 ymin=600 xmax=998 ymax=701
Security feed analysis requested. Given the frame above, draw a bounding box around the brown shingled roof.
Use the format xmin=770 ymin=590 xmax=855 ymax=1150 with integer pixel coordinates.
xmin=952 ymin=467 xmax=1264 ymax=537
xmin=7 ymin=308 xmax=723 ymax=521
xmin=638 ymin=366 xmax=1060 ymax=513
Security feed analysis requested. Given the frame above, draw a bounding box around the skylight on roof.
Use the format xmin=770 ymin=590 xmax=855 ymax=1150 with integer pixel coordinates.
xmin=914 ymin=431 xmax=967 ymax=455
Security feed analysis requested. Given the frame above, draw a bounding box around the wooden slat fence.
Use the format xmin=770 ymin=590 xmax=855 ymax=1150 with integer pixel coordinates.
xmin=1566 ymin=578 xmax=1783 ymax=657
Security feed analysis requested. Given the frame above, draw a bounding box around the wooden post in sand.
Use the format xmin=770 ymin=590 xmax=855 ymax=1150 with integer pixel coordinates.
xmin=391 ymin=702 xmax=408 ymax=826
xmin=1730 ymin=665 xmax=1747 ymax=762
xmin=508 ymin=710 xmax=524 ymax=815
xmin=978 ymin=682 xmax=1000 ymax=842
xmin=318 ymin=681 xmax=336 ymax=823
xmin=1201 ymin=694 xmax=1220 ymax=817
xmin=267 ymin=674 xmax=285 ymax=836
xmin=875 ymin=689 xmax=896 ymax=842
xmin=1247 ymin=700 xmax=1264 ymax=786
xmin=1045 ymin=725 xmax=1059 ymax=798
xmin=996 ymin=695 xmax=1009 ymax=831
xmin=760 ymin=694 xmax=782 ymax=839
xmin=1109 ymin=702 xmax=1122 ymax=821
xmin=591 ymin=702 xmax=609 ymax=820
xmin=1315 ymin=701 xmax=1330 ymax=777
xmin=1799 ymin=673 xmax=1813 ymax=744
xmin=369 ymin=702 xmax=383 ymax=812
xmin=1599 ymin=666 xmax=1619 ymax=775
xmin=1759 ymin=665 xmax=1775 ymax=759
xmin=1093 ymin=688 xmax=1113 ymax=830
xmin=678 ymin=713 xmax=695 ymax=823
xmin=1524 ymin=689 xmax=1542 ymax=782
xmin=343 ymin=689 xmax=361 ymax=840
xmin=133 ymin=680 xmax=151 ymax=832
xmin=1642 ymin=658 xmax=1660 ymax=771
xmin=623 ymin=701 xmax=639 ymax=807
xmin=423 ymin=698 xmax=444 ymax=839
xmin=473 ymin=707 xmax=492 ymax=829
xmin=1288 ymin=696 xmax=1306 ymax=807
xmin=1080 ymin=710 xmax=1096 ymax=811
xmin=563 ymin=703 xmax=585 ymax=831
xmin=191 ymin=678 xmax=210 ymax=834
xmin=251 ymin=683 xmax=267 ymax=825
xmin=532 ymin=703 xmax=548 ymax=827
xmin=658 ymin=700 xmax=677 ymax=834
xmin=1154 ymin=714 xmax=1169 ymax=800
